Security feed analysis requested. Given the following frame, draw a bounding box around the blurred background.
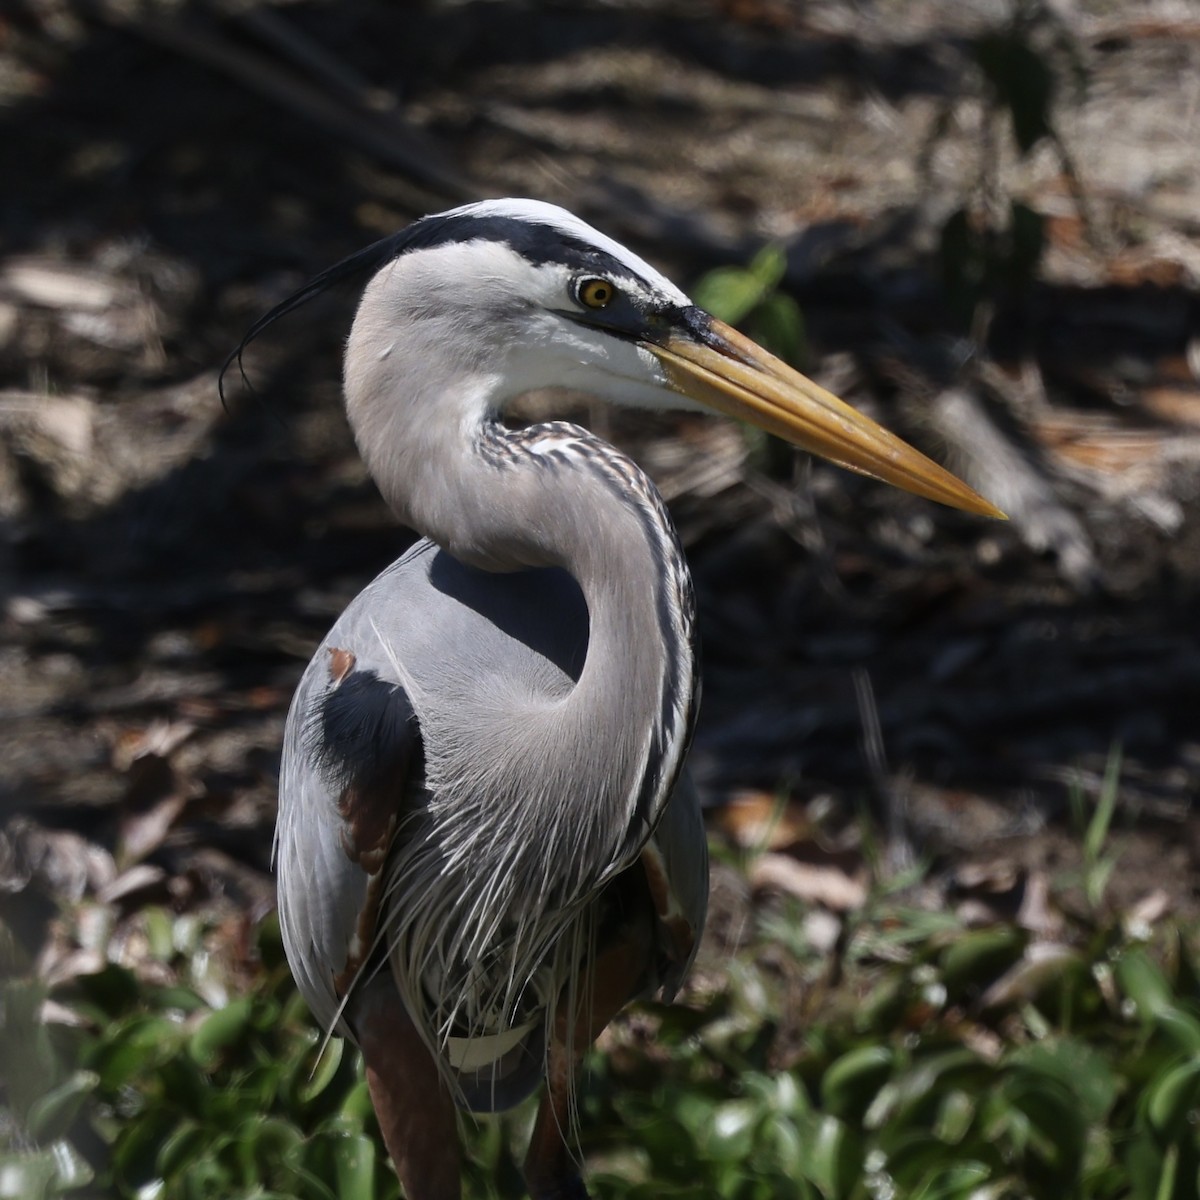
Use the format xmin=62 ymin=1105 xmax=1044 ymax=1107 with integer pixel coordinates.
xmin=2 ymin=1 xmax=1200 ymax=1197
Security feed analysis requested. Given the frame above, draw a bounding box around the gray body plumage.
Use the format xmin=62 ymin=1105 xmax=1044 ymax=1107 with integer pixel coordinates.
xmin=262 ymin=202 xmax=717 ymax=1120
xmin=277 ymin=424 xmax=707 ymax=1109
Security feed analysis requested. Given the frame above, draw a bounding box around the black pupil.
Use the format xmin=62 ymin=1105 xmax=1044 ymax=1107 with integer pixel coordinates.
xmin=590 ymin=283 xmax=608 ymax=303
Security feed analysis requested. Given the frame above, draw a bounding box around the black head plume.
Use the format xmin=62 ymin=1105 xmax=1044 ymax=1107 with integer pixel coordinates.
xmin=218 ymin=226 xmax=419 ymax=409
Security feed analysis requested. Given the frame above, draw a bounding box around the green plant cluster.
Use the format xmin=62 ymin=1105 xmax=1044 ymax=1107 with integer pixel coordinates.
xmin=691 ymin=244 xmax=808 ymax=371
xmin=3 ymin=859 xmax=1199 ymax=1200
xmin=581 ymin=917 xmax=1200 ymax=1200
xmin=1 ymin=915 xmax=399 ymax=1200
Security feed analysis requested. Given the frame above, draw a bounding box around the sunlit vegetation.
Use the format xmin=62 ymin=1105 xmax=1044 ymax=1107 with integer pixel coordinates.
xmin=4 ymin=796 xmax=1198 ymax=1200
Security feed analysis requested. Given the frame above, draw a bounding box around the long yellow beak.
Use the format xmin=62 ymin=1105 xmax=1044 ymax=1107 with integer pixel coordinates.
xmin=647 ymin=318 xmax=1005 ymax=519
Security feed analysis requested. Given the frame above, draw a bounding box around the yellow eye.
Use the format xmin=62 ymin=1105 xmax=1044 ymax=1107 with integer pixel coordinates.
xmin=578 ymin=278 xmax=615 ymax=309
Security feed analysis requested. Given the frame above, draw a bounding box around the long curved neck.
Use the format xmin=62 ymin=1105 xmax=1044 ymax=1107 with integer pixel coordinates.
xmin=344 ymin=313 xmax=696 ymax=896
xmin=487 ymin=421 xmax=697 ymax=857
xmin=430 ymin=418 xmax=696 ymax=883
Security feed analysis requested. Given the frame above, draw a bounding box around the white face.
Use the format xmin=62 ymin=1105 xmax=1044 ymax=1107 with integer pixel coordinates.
xmin=356 ymin=206 xmax=704 ymax=418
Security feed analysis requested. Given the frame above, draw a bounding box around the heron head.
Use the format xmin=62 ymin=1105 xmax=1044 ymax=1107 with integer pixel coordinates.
xmin=224 ymin=198 xmax=1002 ymax=518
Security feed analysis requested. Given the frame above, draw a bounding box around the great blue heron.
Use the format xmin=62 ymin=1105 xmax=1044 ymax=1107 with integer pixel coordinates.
xmin=225 ymin=199 xmax=1000 ymax=1200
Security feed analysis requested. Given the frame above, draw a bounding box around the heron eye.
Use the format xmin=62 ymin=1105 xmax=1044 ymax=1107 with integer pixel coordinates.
xmin=577 ymin=278 xmax=615 ymax=309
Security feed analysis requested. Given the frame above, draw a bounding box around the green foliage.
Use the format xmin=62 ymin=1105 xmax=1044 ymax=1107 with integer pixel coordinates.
xmin=1066 ymin=744 xmax=1124 ymax=910
xmin=574 ymin=898 xmax=1200 ymax=1200
xmin=691 ymin=244 xmax=807 ymax=371
xmin=691 ymin=244 xmax=809 ymax=474
xmin=3 ymin=869 xmax=1200 ymax=1199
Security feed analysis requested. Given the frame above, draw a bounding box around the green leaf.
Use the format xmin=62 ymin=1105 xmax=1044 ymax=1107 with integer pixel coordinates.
xmin=820 ymin=1045 xmax=893 ymax=1120
xmin=769 ymin=1117 xmax=804 ymax=1177
xmin=237 ymin=1115 xmax=305 ymax=1188
xmin=746 ymin=243 xmax=788 ymax=292
xmin=88 ymin=1014 xmax=184 ymax=1090
xmin=339 ymin=1078 xmax=376 ymax=1126
xmin=910 ymin=1161 xmax=992 ymax=1200
xmin=284 ymin=1132 xmax=339 ymax=1196
xmin=674 ymin=1091 xmax=718 ymax=1137
xmin=749 ymin=293 xmax=808 ymax=367
xmin=999 ymin=1069 xmax=1086 ymax=1180
xmin=637 ymin=1113 xmax=695 ymax=1176
xmin=939 ymin=926 xmax=1025 ymax=995
xmin=1084 ymin=742 xmax=1123 ymax=863
xmin=931 ymin=1089 xmax=975 ymax=1145
xmin=864 ymin=1049 xmax=984 ymax=1130
xmin=740 ymin=1070 xmax=807 ymax=1118
xmin=1125 ymin=1126 xmax=1169 ymax=1200
xmin=333 ymin=1132 xmax=377 ymax=1200
xmin=156 ymin=1052 xmax=210 ymax=1118
xmin=692 ymin=267 xmax=769 ymax=326
xmin=1144 ymin=1059 xmax=1200 ymax=1140
xmin=25 ymin=1070 xmax=99 ymax=1142
xmin=143 ymin=905 xmax=177 ymax=962
xmin=798 ymin=1113 xmax=860 ymax=1199
xmin=1008 ymin=1038 xmax=1117 ymax=1125
xmin=179 ymin=1150 xmax=234 ymax=1198
xmin=1117 ymin=950 xmax=1175 ymax=1022
xmin=296 ymin=1036 xmax=345 ymax=1105
xmin=1154 ymin=1006 xmax=1200 ymax=1056
xmin=112 ymin=1106 xmax=183 ymax=1191
xmin=702 ymin=1099 xmax=761 ymax=1162
xmin=883 ymin=1133 xmax=970 ymax=1188
xmin=857 ymin=974 xmax=908 ymax=1032
xmin=156 ymin=1119 xmax=209 ymax=1180
xmin=692 ymin=244 xmax=789 ymax=327
xmin=188 ymin=996 xmax=253 ymax=1068
xmin=148 ymin=984 xmax=209 ymax=1014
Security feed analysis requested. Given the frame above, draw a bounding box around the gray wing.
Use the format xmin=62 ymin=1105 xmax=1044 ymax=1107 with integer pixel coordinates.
xmin=275 ymin=539 xmax=590 ymax=1039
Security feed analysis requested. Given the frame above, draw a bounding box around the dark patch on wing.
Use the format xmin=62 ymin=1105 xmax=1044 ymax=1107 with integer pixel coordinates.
xmin=308 ymin=668 xmax=421 ymax=873
xmin=310 ymin=668 xmax=419 ymax=795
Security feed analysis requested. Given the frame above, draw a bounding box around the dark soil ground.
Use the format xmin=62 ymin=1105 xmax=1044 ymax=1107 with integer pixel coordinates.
xmin=3 ymin=0 xmax=1200 ymax=974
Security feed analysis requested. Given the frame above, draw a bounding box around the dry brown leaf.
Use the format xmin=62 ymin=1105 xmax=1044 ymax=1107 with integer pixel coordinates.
xmin=39 ymin=947 xmax=106 ymax=990
xmin=955 ymin=859 xmax=1020 ymax=893
xmin=111 ymin=719 xmax=196 ymax=771
xmin=1016 ymin=871 xmax=1063 ymax=938
xmin=749 ymin=852 xmax=867 ymax=911
xmin=1124 ymin=888 xmax=1171 ymax=933
xmin=118 ymin=794 xmax=188 ymax=865
xmin=98 ymin=863 xmax=168 ymax=905
xmin=715 ymin=790 xmax=813 ymax=851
